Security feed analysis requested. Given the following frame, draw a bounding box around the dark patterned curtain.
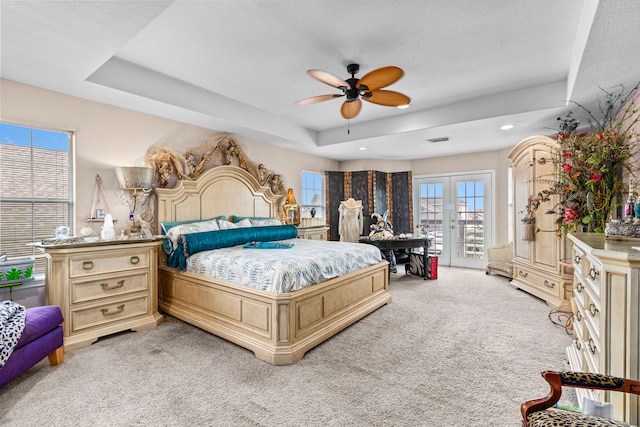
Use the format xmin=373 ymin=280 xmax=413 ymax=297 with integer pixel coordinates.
xmin=325 ymin=170 xmax=412 ymax=240
xmin=350 ymin=171 xmax=371 ymax=236
xmin=326 ymin=172 xmax=345 ymax=241
xmin=390 ymin=171 xmax=412 ymax=233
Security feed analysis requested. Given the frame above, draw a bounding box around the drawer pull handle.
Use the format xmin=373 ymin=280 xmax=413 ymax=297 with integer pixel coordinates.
xmin=101 ymin=280 xmax=125 ymax=291
xmin=101 ymin=304 xmax=125 ymax=317
xmin=575 ymin=339 xmax=582 ymax=351
xmin=544 ymin=280 xmax=555 ymax=288
xmin=574 ymin=255 xmax=582 ymax=265
xmin=576 ymin=282 xmax=584 ymax=293
xmin=130 ymin=256 xmax=140 ymax=265
xmin=82 ymin=261 xmax=94 ymax=271
xmin=576 ymin=311 xmax=582 ymax=322
xmin=518 ymin=271 xmax=528 ymax=278
xmin=588 ymin=267 xmax=600 ymax=281
xmin=588 ymin=303 xmax=599 ymax=317
xmin=588 ymin=338 xmax=596 ymax=355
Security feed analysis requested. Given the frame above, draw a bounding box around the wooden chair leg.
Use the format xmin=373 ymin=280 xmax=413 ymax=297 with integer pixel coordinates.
xmin=48 ymin=346 xmax=64 ymax=366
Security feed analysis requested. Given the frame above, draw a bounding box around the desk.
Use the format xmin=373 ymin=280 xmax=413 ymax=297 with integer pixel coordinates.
xmin=358 ymin=236 xmax=432 ymax=279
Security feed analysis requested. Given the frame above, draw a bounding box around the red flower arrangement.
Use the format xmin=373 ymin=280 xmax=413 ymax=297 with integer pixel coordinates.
xmin=524 ymin=83 xmax=640 ymax=235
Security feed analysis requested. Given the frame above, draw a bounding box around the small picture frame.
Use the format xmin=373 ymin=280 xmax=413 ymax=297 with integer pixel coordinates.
xmin=96 ymin=209 xmax=106 ymax=219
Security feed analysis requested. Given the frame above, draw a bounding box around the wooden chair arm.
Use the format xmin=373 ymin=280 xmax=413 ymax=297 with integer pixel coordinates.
xmin=521 ymin=371 xmax=640 ymax=425
xmin=521 ymin=371 xmax=563 ymax=423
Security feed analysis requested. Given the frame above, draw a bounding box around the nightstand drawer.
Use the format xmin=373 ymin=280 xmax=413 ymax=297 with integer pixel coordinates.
xmin=69 ymin=249 xmax=150 ymax=278
xmin=70 ymin=295 xmax=150 ymax=332
xmin=71 ymin=272 xmax=149 ymax=304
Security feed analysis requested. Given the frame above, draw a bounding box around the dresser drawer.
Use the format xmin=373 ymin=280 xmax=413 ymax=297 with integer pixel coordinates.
xmin=574 ymin=278 xmax=586 ymax=307
xmin=584 ymin=254 xmax=602 ymax=298
xmin=584 ymin=335 xmax=601 ymax=373
xmin=70 ymin=272 xmax=149 ymax=304
xmin=70 ymin=295 xmax=150 ymax=333
xmin=69 ymin=249 xmax=150 ymax=278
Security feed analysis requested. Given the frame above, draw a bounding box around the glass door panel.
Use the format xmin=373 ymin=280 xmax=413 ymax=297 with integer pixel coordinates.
xmin=451 ymin=176 xmax=491 ymax=269
xmin=415 ymin=178 xmax=451 ymax=266
xmin=414 ymin=172 xmax=493 ymax=269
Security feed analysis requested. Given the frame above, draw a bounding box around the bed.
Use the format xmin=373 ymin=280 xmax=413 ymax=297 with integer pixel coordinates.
xmin=155 ymin=165 xmax=391 ymax=365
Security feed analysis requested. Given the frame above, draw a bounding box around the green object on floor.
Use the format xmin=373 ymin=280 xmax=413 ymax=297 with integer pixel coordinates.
xmin=555 ymin=402 xmax=582 ymax=412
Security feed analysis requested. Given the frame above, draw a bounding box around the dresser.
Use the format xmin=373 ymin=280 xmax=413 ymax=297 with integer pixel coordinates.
xmin=509 ymin=135 xmax=572 ymax=305
xmin=43 ymin=240 xmax=163 ymax=351
xmin=566 ymin=232 xmax=640 ymax=425
xmin=297 ymin=225 xmax=329 ymax=240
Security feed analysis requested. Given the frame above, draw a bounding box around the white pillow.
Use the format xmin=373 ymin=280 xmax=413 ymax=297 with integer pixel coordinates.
xmin=249 ymin=218 xmax=282 ymax=227
xmin=218 ymin=218 xmax=252 ymax=230
xmin=165 ymin=219 xmax=219 ymax=251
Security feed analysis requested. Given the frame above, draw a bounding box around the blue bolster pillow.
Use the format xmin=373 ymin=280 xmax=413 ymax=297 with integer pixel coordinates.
xmin=167 ymin=225 xmax=299 ymax=270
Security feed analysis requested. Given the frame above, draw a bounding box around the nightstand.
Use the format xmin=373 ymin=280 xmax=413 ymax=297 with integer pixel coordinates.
xmin=41 ymin=239 xmax=163 ymax=351
xmin=297 ymin=225 xmax=329 ymax=240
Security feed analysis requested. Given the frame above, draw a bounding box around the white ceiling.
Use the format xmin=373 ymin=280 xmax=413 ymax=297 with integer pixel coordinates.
xmin=2 ymin=0 xmax=640 ymax=161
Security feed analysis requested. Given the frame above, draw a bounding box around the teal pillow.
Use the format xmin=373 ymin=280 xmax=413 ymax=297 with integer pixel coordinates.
xmin=168 ymin=225 xmax=298 ymax=270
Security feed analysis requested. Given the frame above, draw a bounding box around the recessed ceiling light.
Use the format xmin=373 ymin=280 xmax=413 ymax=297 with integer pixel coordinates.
xmin=500 ymin=124 xmax=515 ymax=130
xmin=397 ymin=104 xmax=410 ymax=109
xmin=358 ymin=147 xmax=367 ymax=151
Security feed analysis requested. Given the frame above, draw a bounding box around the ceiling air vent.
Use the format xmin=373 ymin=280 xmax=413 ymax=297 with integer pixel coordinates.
xmin=427 ymin=137 xmax=449 ymax=143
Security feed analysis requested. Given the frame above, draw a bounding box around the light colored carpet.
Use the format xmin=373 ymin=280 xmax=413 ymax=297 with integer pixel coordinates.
xmin=0 ymin=267 xmax=573 ymax=426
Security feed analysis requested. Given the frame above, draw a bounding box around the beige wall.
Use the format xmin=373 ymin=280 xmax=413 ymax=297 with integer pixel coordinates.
xmin=2 ymin=78 xmax=514 ymax=244
xmin=412 ymin=148 xmax=513 ymax=245
xmin=1 ymin=79 xmax=338 ymax=235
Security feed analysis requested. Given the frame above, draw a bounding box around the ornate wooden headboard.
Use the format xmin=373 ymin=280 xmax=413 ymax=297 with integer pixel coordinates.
xmin=155 ymin=165 xmax=282 ymax=225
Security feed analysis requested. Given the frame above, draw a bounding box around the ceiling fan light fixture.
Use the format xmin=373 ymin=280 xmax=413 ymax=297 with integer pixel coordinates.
xmin=297 ymin=63 xmax=409 ymax=120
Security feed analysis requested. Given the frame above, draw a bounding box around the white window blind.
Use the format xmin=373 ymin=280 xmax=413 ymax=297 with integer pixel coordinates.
xmin=0 ymin=122 xmax=74 ymax=274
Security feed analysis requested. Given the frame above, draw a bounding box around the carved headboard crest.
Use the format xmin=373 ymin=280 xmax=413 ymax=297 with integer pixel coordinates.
xmin=144 ymin=134 xmax=286 ymax=197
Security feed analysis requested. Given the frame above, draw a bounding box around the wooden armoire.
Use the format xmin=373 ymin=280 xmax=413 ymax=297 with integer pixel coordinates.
xmin=325 ymin=170 xmax=412 ymax=241
xmin=509 ymin=135 xmax=572 ymax=306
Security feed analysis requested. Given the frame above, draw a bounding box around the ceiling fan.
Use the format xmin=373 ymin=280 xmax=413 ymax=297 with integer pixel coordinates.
xmin=295 ymin=63 xmax=411 ymax=119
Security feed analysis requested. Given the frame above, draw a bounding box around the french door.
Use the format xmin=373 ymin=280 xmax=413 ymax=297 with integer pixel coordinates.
xmin=413 ymin=172 xmax=493 ymax=269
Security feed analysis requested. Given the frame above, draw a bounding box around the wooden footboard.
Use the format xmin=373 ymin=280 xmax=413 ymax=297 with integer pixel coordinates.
xmin=158 ymin=261 xmax=390 ymax=365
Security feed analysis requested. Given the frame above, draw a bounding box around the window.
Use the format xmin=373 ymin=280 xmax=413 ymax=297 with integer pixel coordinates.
xmin=300 ymin=171 xmax=325 ymax=225
xmin=0 ymin=122 xmax=74 ymax=275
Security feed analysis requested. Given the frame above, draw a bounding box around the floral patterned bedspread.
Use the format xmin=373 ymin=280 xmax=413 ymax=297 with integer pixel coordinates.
xmin=186 ymin=239 xmax=382 ymax=293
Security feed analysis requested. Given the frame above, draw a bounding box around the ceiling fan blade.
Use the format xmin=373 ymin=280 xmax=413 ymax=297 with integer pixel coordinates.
xmin=307 ymin=70 xmax=351 ymax=90
xmin=341 ymin=99 xmax=362 ymax=119
xmin=295 ymin=94 xmax=343 ymax=105
xmin=357 ymin=66 xmax=404 ymax=91
xmin=364 ymin=90 xmax=411 ymax=107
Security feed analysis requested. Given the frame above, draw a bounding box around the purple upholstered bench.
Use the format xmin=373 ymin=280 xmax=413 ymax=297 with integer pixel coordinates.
xmin=0 ymin=305 xmax=64 ymax=387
